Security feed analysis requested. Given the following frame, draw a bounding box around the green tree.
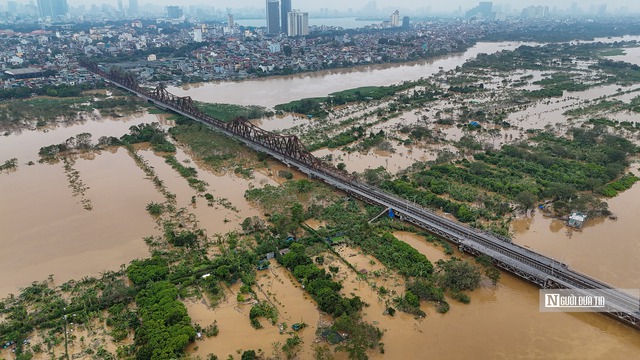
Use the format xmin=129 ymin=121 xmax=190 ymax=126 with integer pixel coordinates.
xmin=515 ymin=191 xmax=537 ymax=212
xmin=436 ymin=259 xmax=482 ymax=292
xmin=241 ymin=350 xmax=256 ymax=360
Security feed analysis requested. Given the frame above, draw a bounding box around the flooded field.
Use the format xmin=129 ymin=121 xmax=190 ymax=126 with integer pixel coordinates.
xmin=3 ymin=35 xmax=640 ymax=359
xmin=0 ymin=111 xmax=171 ymax=162
xmin=313 ymin=146 xmax=440 ymax=174
xmin=251 ymin=114 xmax=312 ymax=132
xmin=0 ymin=145 xmax=162 ymax=297
xmin=138 ymin=145 xmax=269 ymax=235
xmin=0 ymin=110 xmax=265 ymax=297
xmin=186 ymin=265 xmax=321 ymax=359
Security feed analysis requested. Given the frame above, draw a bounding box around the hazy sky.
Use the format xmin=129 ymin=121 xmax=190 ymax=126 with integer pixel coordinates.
xmin=60 ymin=0 xmax=640 ymax=12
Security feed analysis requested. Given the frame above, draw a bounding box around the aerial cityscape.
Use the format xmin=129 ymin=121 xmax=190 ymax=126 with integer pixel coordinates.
xmin=1 ymin=1 xmax=640 ymax=359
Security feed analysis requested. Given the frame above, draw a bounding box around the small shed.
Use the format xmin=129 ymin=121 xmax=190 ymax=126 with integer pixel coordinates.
xmin=568 ymin=212 xmax=587 ymax=228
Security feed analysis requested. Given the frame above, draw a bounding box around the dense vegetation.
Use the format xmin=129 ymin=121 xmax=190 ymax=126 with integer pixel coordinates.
xmin=274 ymin=79 xmax=438 ymax=118
xmin=0 ymin=91 xmax=145 ymax=130
xmin=38 ymin=123 xmax=176 ymax=159
xmin=133 ymin=281 xmax=196 ymax=360
xmin=384 ymin=128 xmax=638 ymax=224
xmin=196 ymin=102 xmax=271 ymax=122
xmin=0 ymin=82 xmax=102 ymax=101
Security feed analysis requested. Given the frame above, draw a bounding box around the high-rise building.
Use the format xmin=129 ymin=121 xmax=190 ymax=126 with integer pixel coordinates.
xmin=129 ymin=0 xmax=138 ymax=16
xmin=37 ymin=0 xmax=68 ymax=19
xmin=597 ymin=4 xmax=607 ymax=15
xmin=116 ymin=0 xmax=124 ymax=17
xmin=228 ymin=14 xmax=235 ymax=28
xmin=7 ymin=1 xmax=18 ymax=14
xmin=167 ymin=5 xmax=182 ymax=19
xmin=281 ymin=0 xmax=291 ymax=36
xmin=402 ymin=16 xmax=410 ymax=29
xmin=193 ymin=28 xmax=203 ymax=42
xmin=266 ymin=0 xmax=280 ymax=35
xmin=466 ymin=2 xmax=494 ymax=19
xmin=390 ymin=10 xmax=400 ymax=27
xmin=287 ymin=9 xmax=308 ymax=37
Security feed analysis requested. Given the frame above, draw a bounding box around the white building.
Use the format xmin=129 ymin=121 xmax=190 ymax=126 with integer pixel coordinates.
xmin=268 ymin=43 xmax=281 ymax=53
xmin=287 ymin=10 xmax=309 ymax=37
xmin=193 ymin=28 xmax=203 ymax=42
xmin=390 ymin=10 xmax=400 ymax=27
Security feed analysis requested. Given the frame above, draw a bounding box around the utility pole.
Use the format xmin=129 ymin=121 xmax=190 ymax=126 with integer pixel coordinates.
xmin=63 ymin=308 xmax=69 ymax=360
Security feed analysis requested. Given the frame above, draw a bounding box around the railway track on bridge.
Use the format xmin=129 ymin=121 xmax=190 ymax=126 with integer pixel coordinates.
xmin=81 ymin=61 xmax=640 ymax=330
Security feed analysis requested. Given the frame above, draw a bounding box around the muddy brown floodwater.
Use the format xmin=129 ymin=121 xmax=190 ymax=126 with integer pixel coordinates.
xmin=0 ymin=147 xmax=162 ymax=297
xmin=0 ymin=112 xmax=167 ymax=297
xmin=375 ymin=232 xmax=640 ymax=359
xmin=512 ymin=164 xmax=640 ymax=290
xmin=169 ymin=42 xmax=538 ymax=107
xmin=186 ymin=265 xmax=321 ymax=359
xmin=3 ymin=35 xmax=640 ymax=358
xmin=170 ymin=36 xmax=640 ymax=108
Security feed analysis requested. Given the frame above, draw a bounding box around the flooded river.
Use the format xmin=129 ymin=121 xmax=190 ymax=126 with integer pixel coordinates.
xmin=170 ymin=36 xmax=640 ymax=108
xmin=512 ymin=164 xmax=640 ymax=290
xmin=169 ymin=42 xmax=535 ymax=107
xmin=374 ymin=233 xmax=640 ymax=359
xmin=2 ymin=35 xmax=640 ymax=358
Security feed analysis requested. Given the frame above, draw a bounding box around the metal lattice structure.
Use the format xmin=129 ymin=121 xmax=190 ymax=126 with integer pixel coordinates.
xmin=80 ymin=60 xmax=640 ymax=330
xmin=80 ymin=60 xmax=344 ymax=180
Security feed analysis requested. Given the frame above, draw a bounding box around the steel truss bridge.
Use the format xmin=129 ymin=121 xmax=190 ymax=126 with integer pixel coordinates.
xmin=81 ymin=61 xmax=640 ymax=330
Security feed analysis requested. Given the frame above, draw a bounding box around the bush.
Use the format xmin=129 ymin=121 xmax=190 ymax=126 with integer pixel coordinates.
xmin=145 ymin=202 xmax=164 ymax=216
xmin=436 ymin=301 xmax=450 ymax=313
xmin=241 ymin=350 xmax=257 ymax=360
xmin=451 ymin=292 xmax=471 ymax=304
xmin=127 ymin=257 xmax=169 ymax=286
xmin=278 ymin=170 xmax=294 ymax=180
xmin=134 ymin=281 xmax=196 ymax=359
xmin=404 ymin=291 xmax=420 ymax=307
xmin=249 ymin=301 xmax=278 ymax=329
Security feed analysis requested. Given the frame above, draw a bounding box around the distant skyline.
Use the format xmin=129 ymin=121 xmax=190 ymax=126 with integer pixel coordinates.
xmin=43 ymin=0 xmax=640 ymax=12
